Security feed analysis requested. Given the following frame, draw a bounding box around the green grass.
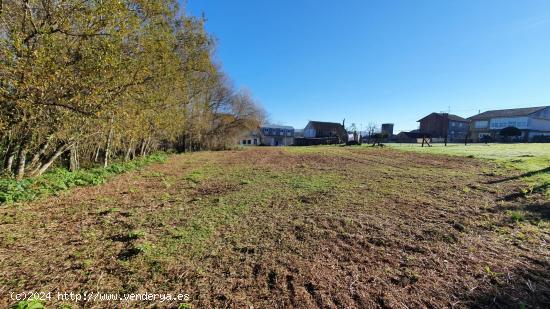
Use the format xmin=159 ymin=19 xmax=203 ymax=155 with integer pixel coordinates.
xmin=0 ymin=153 xmax=167 ymax=205
xmin=147 ymin=166 xmax=342 ymax=259
xmin=389 ymin=143 xmax=550 ymax=198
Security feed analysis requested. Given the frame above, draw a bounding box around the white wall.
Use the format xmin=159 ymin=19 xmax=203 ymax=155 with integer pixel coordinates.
xmin=303 ymin=123 xmax=316 ymax=138
xmin=529 ymin=118 xmax=550 ymax=131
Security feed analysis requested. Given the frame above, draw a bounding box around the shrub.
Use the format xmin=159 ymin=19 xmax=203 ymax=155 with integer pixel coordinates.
xmin=0 ymin=153 xmax=167 ymax=205
xmin=507 ymin=210 xmax=525 ymax=222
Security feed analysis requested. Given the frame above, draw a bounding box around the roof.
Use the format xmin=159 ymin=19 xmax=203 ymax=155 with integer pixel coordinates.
xmin=447 ymin=114 xmax=469 ymax=122
xmin=397 ymin=131 xmax=429 ymax=138
xmin=468 ymin=106 xmax=549 ymax=120
xmin=261 ymin=124 xmax=294 ymax=130
xmin=417 ymin=113 xmax=469 ymax=123
xmin=307 ymin=121 xmax=346 ymax=131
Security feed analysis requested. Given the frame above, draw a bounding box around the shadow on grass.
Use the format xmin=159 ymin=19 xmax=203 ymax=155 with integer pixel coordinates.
xmin=493 ymin=196 xmax=550 ymax=223
xmin=467 ymin=265 xmax=550 ymax=308
xmin=499 ymin=183 xmax=550 ymax=202
xmin=488 ymin=166 xmax=550 ymax=184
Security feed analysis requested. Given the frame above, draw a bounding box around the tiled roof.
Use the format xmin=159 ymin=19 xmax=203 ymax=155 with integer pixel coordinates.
xmin=262 ymin=124 xmax=294 ymax=130
xmin=468 ymin=106 xmax=548 ymax=120
xmin=418 ymin=113 xmax=468 ymax=122
xmin=307 ymin=121 xmax=345 ymax=131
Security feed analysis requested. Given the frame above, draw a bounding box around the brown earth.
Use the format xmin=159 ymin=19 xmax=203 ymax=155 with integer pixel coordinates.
xmin=0 ymin=147 xmax=549 ymax=308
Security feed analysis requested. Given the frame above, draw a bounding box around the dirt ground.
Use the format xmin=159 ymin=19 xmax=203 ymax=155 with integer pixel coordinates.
xmin=1 ymin=147 xmax=549 ymax=308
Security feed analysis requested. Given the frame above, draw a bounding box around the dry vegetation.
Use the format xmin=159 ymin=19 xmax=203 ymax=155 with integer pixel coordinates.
xmin=1 ymin=146 xmax=549 ymax=308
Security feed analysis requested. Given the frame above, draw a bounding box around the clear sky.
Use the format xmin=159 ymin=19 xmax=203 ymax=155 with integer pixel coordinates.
xmin=184 ymin=0 xmax=550 ymax=132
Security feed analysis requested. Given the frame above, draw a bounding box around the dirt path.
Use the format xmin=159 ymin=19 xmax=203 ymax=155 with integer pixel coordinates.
xmin=1 ymin=147 xmax=549 ymax=308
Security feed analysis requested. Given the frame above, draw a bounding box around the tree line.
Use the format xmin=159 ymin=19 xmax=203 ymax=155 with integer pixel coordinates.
xmin=0 ymin=0 xmax=264 ymax=180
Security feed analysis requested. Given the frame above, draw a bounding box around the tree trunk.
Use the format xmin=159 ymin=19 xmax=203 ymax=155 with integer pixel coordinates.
xmin=143 ymin=138 xmax=151 ymax=156
xmin=33 ymin=143 xmax=69 ymax=177
xmin=93 ymin=146 xmax=101 ymax=162
xmin=3 ymin=142 xmax=16 ymax=174
xmin=15 ymin=142 xmax=28 ymax=181
xmin=4 ymin=153 xmax=15 ymax=174
xmin=28 ymin=139 xmax=51 ymax=172
xmin=103 ymin=124 xmax=114 ymax=168
xmin=139 ymin=138 xmax=147 ymax=157
xmin=69 ymin=143 xmax=79 ymax=172
xmin=124 ymin=139 xmax=134 ymax=162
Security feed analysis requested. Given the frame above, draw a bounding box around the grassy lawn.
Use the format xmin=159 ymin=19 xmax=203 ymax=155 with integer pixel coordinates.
xmin=1 ymin=147 xmax=549 ymax=308
xmin=389 ymin=143 xmax=550 ymax=198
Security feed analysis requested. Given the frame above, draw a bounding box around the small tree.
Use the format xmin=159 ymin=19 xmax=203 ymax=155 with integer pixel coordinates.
xmin=499 ymin=126 xmax=522 ymax=142
xmin=365 ymin=122 xmax=378 ymax=144
xmin=371 ymin=132 xmax=389 ymax=146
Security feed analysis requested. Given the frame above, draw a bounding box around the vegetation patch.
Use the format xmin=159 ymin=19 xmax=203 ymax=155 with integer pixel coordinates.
xmin=390 ymin=143 xmax=550 ymax=198
xmin=0 ymin=153 xmax=167 ymax=205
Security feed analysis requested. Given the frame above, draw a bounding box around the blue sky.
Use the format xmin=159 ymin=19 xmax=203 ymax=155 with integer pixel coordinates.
xmin=184 ymin=0 xmax=550 ymax=132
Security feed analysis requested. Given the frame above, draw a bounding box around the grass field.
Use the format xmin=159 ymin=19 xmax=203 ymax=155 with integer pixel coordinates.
xmin=390 ymin=143 xmax=550 ymax=198
xmin=1 ymin=146 xmax=549 ymax=308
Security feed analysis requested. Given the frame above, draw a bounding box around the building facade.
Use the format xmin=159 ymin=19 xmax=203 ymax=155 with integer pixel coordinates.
xmin=303 ymin=121 xmax=347 ymax=140
xmin=468 ymin=106 xmax=550 ymax=142
xmin=238 ymin=128 xmax=261 ymax=146
xmin=260 ymin=125 xmax=295 ymax=146
xmin=417 ymin=113 xmax=469 ymax=142
xmin=238 ymin=125 xmax=295 ymax=146
xmin=381 ymin=123 xmax=394 ymax=136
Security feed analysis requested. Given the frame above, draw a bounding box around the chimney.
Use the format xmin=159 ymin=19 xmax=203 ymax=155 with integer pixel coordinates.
xmin=342 ymin=119 xmax=345 ymax=127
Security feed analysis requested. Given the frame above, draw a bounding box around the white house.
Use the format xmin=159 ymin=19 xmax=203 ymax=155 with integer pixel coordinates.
xmin=468 ymin=106 xmax=550 ymax=142
xmin=238 ymin=125 xmax=295 ymax=146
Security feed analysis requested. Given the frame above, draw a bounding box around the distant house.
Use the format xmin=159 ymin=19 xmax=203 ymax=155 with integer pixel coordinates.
xmin=238 ymin=128 xmax=261 ymax=146
xmin=238 ymin=125 xmax=295 ymax=146
xmin=395 ymin=130 xmax=426 ymax=143
xmin=303 ymin=121 xmax=347 ymax=141
xmin=418 ymin=113 xmax=469 ymax=142
xmin=468 ymin=106 xmax=550 ymax=142
xmin=260 ymin=125 xmax=295 ymax=146
xmin=294 ymin=121 xmax=348 ymax=146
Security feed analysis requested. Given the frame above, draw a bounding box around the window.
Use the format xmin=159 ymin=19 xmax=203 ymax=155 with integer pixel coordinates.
xmin=242 ymin=140 xmax=246 ymax=144
xmin=247 ymin=140 xmax=251 ymax=144
xmin=489 ymin=117 xmax=528 ymax=129
xmin=287 ymin=131 xmax=292 ymax=136
xmin=475 ymin=121 xmax=488 ymax=129
xmin=254 ymin=139 xmax=257 ymax=145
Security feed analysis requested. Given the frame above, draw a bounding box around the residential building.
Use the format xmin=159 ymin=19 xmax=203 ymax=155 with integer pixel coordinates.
xmin=303 ymin=121 xmax=347 ymax=141
xmin=468 ymin=106 xmax=550 ymax=142
xmin=294 ymin=121 xmax=348 ymax=146
xmin=395 ymin=130 xmax=425 ymax=143
xmin=260 ymin=125 xmax=295 ymax=146
xmin=417 ymin=113 xmax=469 ymax=142
xmin=238 ymin=128 xmax=261 ymax=146
xmin=238 ymin=125 xmax=295 ymax=146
